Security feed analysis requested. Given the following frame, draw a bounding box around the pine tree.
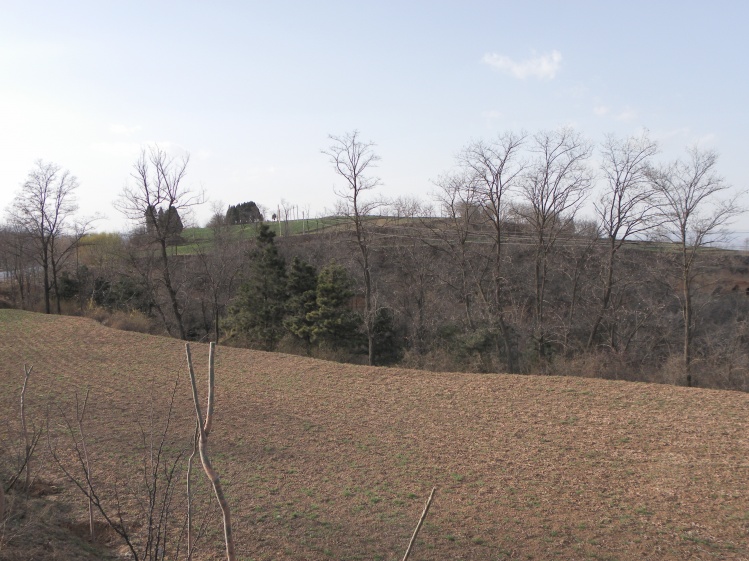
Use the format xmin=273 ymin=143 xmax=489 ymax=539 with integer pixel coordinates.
xmin=283 ymin=257 xmax=318 ymax=354
xmin=226 ymin=224 xmax=287 ymax=350
xmin=306 ymin=261 xmax=363 ymax=352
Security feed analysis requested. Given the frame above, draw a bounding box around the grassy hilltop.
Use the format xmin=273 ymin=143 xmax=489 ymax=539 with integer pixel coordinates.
xmin=1 ymin=309 xmax=749 ymax=560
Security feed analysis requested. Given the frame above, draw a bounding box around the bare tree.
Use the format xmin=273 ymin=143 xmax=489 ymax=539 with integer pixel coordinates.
xmin=649 ymin=147 xmax=743 ymax=386
xmin=0 ymin=225 xmax=36 ymax=310
xmin=194 ymin=228 xmax=246 ymax=343
xmin=460 ymin=132 xmax=526 ymax=373
xmin=587 ymin=132 xmax=659 ymax=349
xmin=7 ymin=160 xmax=84 ymax=314
xmin=429 ymin=171 xmax=482 ymax=331
xmin=49 ymin=377 xmax=188 ymax=561
xmin=387 ymin=197 xmax=438 ymax=358
xmin=323 ymin=131 xmax=383 ymax=365
xmin=185 ymin=342 xmax=235 ymax=561
xmin=516 ymin=128 xmax=593 ymax=362
xmin=116 ymin=146 xmax=203 ymax=339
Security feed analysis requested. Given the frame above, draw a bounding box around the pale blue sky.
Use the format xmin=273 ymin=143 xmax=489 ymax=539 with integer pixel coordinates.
xmin=2 ymin=1 xmax=748 ymax=233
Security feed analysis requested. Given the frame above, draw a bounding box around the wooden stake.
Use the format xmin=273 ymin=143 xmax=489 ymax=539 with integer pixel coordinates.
xmin=20 ymin=365 xmax=32 ymax=491
xmin=76 ymin=389 xmax=95 ymax=541
xmin=402 ymin=487 xmax=436 ymax=561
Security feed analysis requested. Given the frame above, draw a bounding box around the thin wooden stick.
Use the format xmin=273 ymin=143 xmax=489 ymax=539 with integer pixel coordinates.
xmin=186 ymin=342 xmax=235 ymax=561
xmin=20 ymin=365 xmax=32 ymax=491
xmin=204 ymin=342 xmax=215 ymax=436
xmin=186 ymin=422 xmax=198 ymax=560
xmin=76 ymin=389 xmax=95 ymax=541
xmin=402 ymin=487 xmax=436 ymax=561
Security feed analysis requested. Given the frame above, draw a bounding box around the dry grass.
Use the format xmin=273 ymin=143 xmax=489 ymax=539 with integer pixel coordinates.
xmin=1 ymin=309 xmax=749 ymax=560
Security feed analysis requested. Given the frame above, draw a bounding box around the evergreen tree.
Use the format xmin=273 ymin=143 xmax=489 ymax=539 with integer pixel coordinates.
xmin=227 ymin=223 xmax=287 ymax=350
xmin=226 ymin=201 xmax=263 ymax=224
xmin=283 ymin=257 xmax=318 ymax=354
xmin=372 ymin=307 xmax=404 ymax=365
xmin=306 ymin=261 xmax=363 ymax=352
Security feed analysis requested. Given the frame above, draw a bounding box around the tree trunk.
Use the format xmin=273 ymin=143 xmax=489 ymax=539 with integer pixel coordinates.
xmin=587 ymin=242 xmax=616 ymax=349
xmin=683 ymin=270 xmax=693 ymax=387
xmin=364 ymin=265 xmax=374 ymax=366
xmin=51 ymin=245 xmax=62 ymax=314
xmin=185 ymin=343 xmax=235 ymax=561
xmin=160 ymin=240 xmax=187 ymax=340
xmin=42 ymin=245 xmax=51 ymax=314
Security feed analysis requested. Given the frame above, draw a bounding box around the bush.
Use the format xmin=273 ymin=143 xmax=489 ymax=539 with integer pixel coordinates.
xmin=85 ymin=306 xmax=158 ymax=335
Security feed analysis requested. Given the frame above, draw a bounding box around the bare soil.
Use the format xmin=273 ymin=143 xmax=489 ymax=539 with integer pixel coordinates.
xmin=1 ymin=309 xmax=749 ymax=560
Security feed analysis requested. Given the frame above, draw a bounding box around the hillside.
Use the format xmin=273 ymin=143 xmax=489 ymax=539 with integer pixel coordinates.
xmin=1 ymin=310 xmax=749 ymax=560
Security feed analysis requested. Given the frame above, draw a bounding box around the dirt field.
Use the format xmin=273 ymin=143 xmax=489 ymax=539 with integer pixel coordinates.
xmin=1 ymin=309 xmax=749 ymax=560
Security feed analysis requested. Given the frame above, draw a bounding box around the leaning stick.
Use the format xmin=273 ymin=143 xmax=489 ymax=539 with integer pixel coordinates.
xmin=402 ymin=487 xmax=437 ymax=561
xmin=76 ymin=389 xmax=95 ymax=541
xmin=186 ymin=342 xmax=235 ymax=561
xmin=20 ymin=365 xmax=32 ymax=491
xmin=186 ymin=422 xmax=198 ymax=560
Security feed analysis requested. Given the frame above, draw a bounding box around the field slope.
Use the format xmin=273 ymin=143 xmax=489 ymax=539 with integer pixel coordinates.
xmin=1 ymin=309 xmax=749 ymax=560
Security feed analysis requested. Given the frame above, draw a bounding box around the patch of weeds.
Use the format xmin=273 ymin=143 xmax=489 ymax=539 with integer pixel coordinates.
xmin=407 ymin=492 xmax=418 ymax=499
xmin=395 ymin=452 xmax=410 ymax=466
xmin=634 ymin=506 xmax=653 ymax=516
xmin=560 ymin=416 xmax=578 ymax=425
xmin=445 ymin=534 xmax=457 ymax=541
xmin=681 ymin=533 xmax=713 ymax=546
xmin=451 ymin=472 xmax=464 ymax=483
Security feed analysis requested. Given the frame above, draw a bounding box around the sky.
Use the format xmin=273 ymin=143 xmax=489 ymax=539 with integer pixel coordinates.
xmin=2 ymin=0 xmax=748 ymax=237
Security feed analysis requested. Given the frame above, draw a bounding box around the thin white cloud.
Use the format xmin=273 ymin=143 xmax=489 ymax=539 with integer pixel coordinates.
xmin=615 ymin=107 xmax=637 ymax=122
xmin=482 ymin=50 xmax=562 ymax=80
xmin=593 ymin=105 xmax=610 ymax=116
xmin=482 ymin=110 xmax=503 ymax=119
xmin=697 ymin=132 xmax=717 ymax=146
xmin=90 ymin=141 xmax=142 ymax=158
xmin=592 ymin=104 xmax=637 ymax=121
xmin=109 ymin=124 xmax=142 ymax=135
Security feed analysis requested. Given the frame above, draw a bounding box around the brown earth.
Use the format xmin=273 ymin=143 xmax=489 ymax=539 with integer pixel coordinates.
xmin=1 ymin=309 xmax=749 ymax=560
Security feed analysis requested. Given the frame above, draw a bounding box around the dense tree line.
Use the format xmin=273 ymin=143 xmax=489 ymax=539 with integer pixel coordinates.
xmin=1 ymin=132 xmax=747 ymax=390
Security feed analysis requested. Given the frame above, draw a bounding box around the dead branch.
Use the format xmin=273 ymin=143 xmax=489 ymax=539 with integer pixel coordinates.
xmin=48 ymin=406 xmax=140 ymax=560
xmin=5 ymin=428 xmax=41 ymax=493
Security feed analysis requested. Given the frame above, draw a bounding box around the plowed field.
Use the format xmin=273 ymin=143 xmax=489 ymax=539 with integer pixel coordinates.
xmin=1 ymin=309 xmax=749 ymax=560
